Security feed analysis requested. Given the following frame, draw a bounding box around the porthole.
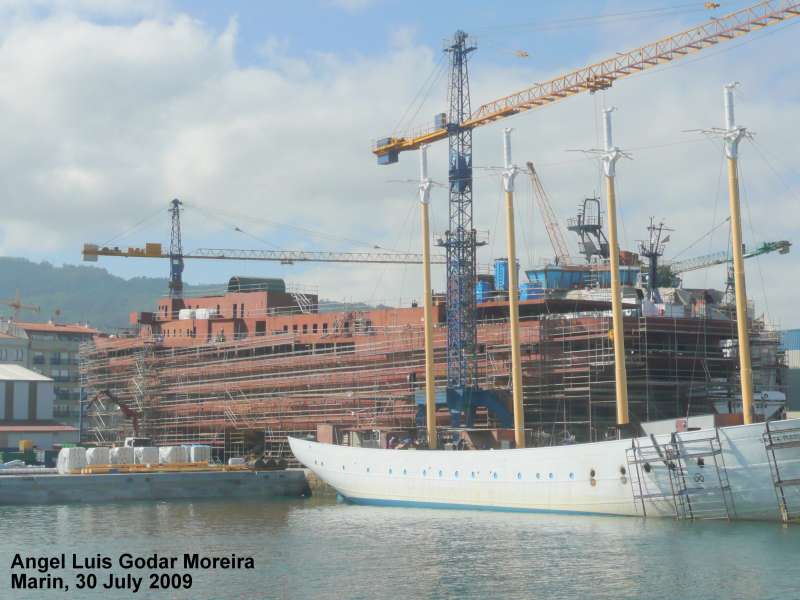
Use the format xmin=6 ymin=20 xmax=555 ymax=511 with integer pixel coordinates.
xmin=492 ymin=472 xmax=498 ymax=480
xmin=438 ymin=470 xmax=443 ymax=478
xmin=470 ymin=471 xmax=476 ymax=480
xmin=454 ymin=470 xmax=460 ymax=479
xmin=589 ymin=468 xmax=596 ymax=478
xmin=342 ymin=465 xmax=346 ymax=471
xmin=536 ymin=473 xmax=541 ymax=480
xmin=388 ymin=468 xmax=393 ymax=475
xmin=619 ymin=466 xmax=627 ymax=476
xmin=403 ymin=469 xmax=407 ymax=475
xmin=643 ymin=463 xmax=652 ymax=473
xmin=516 ymin=472 xmax=523 ymax=480
xmin=422 ymin=469 xmax=427 ymax=476
xmin=569 ymin=472 xmax=575 ymax=480
xmin=366 ymin=467 xmax=371 ymax=473
xmin=548 ymin=472 xmax=554 ymax=480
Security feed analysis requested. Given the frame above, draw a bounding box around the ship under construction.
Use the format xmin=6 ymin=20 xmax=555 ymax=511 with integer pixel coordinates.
xmin=80 ymin=201 xmax=789 ymax=460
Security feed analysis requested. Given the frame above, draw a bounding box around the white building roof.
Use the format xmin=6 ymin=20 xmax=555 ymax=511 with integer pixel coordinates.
xmin=0 ymin=364 xmax=52 ymax=382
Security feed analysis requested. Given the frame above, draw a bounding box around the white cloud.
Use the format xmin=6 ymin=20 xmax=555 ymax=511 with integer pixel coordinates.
xmin=0 ymin=5 xmax=797 ymax=325
xmin=0 ymin=0 xmax=170 ymax=21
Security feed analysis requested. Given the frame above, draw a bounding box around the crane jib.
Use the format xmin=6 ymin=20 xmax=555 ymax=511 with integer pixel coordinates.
xmin=373 ymin=0 xmax=800 ymax=162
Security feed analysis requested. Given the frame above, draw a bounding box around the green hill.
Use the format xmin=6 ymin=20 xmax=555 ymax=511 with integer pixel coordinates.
xmin=0 ymin=257 xmax=380 ymax=330
xmin=0 ymin=257 xmax=181 ymax=330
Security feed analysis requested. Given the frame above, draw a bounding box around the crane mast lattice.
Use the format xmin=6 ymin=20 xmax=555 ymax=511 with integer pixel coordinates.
xmin=169 ymin=199 xmax=184 ymax=298
xmin=441 ymin=31 xmax=480 ymax=393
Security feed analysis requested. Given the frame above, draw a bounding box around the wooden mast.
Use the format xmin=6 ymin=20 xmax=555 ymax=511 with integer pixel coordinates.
xmin=502 ymin=128 xmax=525 ymax=448
xmin=419 ymin=145 xmax=438 ymax=448
xmin=721 ymin=83 xmax=754 ymax=424
xmin=601 ymin=108 xmax=630 ymax=427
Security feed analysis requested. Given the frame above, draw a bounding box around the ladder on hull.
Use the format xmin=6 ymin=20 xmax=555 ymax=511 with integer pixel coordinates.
xmin=627 ymin=438 xmax=684 ymax=518
xmin=627 ymin=430 xmax=735 ymax=520
xmin=763 ymin=421 xmax=800 ymax=524
xmin=672 ymin=432 xmax=735 ymax=520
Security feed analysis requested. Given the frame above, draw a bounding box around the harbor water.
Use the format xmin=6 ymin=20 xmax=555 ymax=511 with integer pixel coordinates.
xmin=1 ymin=497 xmax=798 ymax=600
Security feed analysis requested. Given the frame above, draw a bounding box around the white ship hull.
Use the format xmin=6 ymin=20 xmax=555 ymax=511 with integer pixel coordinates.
xmin=289 ymin=418 xmax=800 ymax=521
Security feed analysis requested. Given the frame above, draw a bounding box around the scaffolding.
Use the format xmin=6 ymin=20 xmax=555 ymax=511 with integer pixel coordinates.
xmin=81 ymin=302 xmax=782 ymax=460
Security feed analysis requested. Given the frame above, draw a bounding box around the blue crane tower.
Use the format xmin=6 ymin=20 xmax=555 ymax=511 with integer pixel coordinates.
xmin=442 ymin=31 xmax=479 ymax=399
xmin=377 ymin=31 xmax=511 ymax=429
xmin=168 ymin=198 xmax=184 ymax=298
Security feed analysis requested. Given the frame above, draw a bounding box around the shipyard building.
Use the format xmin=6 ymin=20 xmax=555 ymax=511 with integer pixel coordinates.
xmin=0 ymin=364 xmax=79 ymax=449
xmin=0 ymin=321 xmax=97 ymax=427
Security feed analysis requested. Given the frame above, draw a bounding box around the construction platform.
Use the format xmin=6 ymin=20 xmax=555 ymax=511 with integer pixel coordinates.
xmin=0 ymin=468 xmax=309 ymax=505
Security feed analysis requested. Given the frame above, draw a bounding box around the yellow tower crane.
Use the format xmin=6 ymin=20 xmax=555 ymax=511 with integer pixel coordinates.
xmin=0 ymin=290 xmax=40 ymax=321
xmin=386 ymin=0 xmax=799 ymax=442
xmin=374 ymin=1 xmax=799 ymax=163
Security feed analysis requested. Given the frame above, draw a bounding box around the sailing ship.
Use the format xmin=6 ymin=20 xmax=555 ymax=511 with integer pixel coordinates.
xmin=290 ymin=85 xmax=800 ymax=522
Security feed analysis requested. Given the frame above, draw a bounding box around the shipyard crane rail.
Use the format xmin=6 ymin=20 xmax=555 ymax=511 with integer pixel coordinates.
xmin=526 ymin=161 xmax=572 ymax=265
xmin=82 ymin=243 xmax=447 ymax=265
xmin=373 ymin=1 xmax=800 ymax=163
xmin=668 ymin=240 xmax=791 ymax=274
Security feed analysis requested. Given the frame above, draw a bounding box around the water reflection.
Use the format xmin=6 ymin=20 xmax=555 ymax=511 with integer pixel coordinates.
xmin=1 ymin=498 xmax=798 ymax=600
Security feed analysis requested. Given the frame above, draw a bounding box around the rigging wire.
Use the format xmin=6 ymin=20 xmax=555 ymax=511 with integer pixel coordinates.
xmin=750 ymin=139 xmax=800 ymax=203
xmin=392 ymin=54 xmax=447 ymax=136
xmin=489 ymin=175 xmax=503 ymax=263
xmin=520 ymin=169 xmax=534 ymax=268
xmin=366 ymin=193 xmax=418 ymax=306
xmin=672 ymin=134 xmax=728 ymax=262
xmin=669 ymin=217 xmax=730 ymax=261
xmin=99 ymin=205 xmax=168 ymax=247
xmin=685 ymin=141 xmax=727 ymax=416
xmin=184 ymin=202 xmax=282 ymax=250
xmin=403 ymin=62 xmax=448 ymax=136
xmin=472 ymin=3 xmax=713 ymax=36
xmin=186 ymin=203 xmax=401 ymax=253
xmin=396 ymin=193 xmax=421 ymax=305
xmin=738 ymin=155 xmax=772 ymax=321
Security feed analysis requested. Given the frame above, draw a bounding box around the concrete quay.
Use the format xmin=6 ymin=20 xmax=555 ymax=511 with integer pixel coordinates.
xmin=0 ymin=468 xmax=310 ymax=505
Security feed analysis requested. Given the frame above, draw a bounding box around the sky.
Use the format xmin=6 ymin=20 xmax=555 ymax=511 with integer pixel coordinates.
xmin=0 ymin=0 xmax=798 ymax=326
